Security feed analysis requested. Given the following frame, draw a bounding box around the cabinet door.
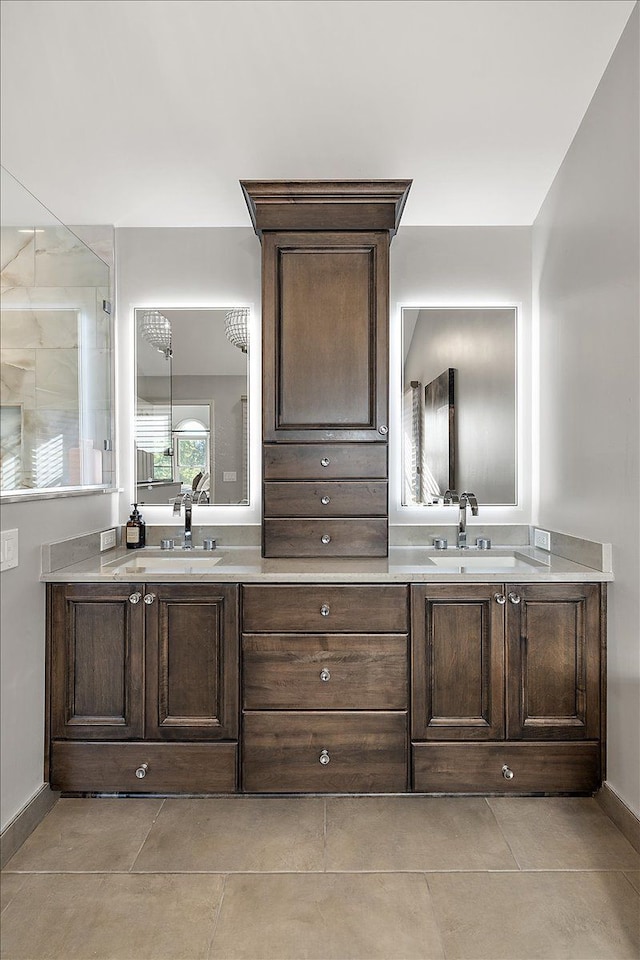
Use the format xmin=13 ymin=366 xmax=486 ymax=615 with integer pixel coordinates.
xmin=145 ymin=584 xmax=239 ymax=740
xmin=49 ymin=583 xmax=144 ymax=740
xmin=411 ymin=585 xmax=505 ymax=740
xmin=262 ymin=231 xmax=389 ymax=442
xmin=506 ymin=583 xmax=601 ymax=740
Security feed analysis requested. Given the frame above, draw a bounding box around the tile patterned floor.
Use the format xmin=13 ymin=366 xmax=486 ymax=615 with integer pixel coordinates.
xmin=1 ymin=796 xmax=639 ymax=959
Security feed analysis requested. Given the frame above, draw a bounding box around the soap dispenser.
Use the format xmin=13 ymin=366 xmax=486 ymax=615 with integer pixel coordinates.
xmin=126 ymin=503 xmax=146 ymax=549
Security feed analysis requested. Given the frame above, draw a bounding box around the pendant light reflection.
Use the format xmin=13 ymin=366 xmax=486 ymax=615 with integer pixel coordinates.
xmin=140 ymin=310 xmax=172 ymax=359
xmin=224 ymin=308 xmax=249 ymax=354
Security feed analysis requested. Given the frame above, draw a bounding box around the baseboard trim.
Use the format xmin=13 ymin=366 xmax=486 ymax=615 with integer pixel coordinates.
xmin=596 ymin=781 xmax=640 ymax=854
xmin=0 ymin=784 xmax=60 ymax=868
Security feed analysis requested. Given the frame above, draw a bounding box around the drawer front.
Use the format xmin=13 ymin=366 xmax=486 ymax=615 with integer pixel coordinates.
xmin=264 ymin=518 xmax=387 ymax=557
xmin=243 ymin=634 xmax=407 ymax=709
xmin=50 ymin=740 xmax=237 ymax=793
xmin=243 ymin=585 xmax=408 ymax=633
xmin=263 ymin=443 xmax=387 ymax=481
xmin=243 ymin=712 xmax=407 ymax=793
xmin=264 ymin=481 xmax=387 ymax=517
xmin=412 ymin=742 xmax=600 ymax=794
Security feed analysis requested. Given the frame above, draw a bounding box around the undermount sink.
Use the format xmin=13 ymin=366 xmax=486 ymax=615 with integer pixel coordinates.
xmin=428 ymin=551 xmax=545 ymax=571
xmin=103 ymin=550 xmax=223 ymax=574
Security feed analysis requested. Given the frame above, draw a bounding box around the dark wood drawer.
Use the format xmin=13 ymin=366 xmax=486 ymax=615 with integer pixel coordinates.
xmin=243 ymin=634 xmax=407 ymax=709
xmin=412 ymin=742 xmax=600 ymax=794
xmin=50 ymin=741 xmax=237 ymax=793
xmin=264 ymin=518 xmax=387 ymax=557
xmin=263 ymin=481 xmax=387 ymax=517
xmin=263 ymin=443 xmax=387 ymax=480
xmin=243 ymin=584 xmax=408 ymax=633
xmin=243 ymin=712 xmax=407 ymax=793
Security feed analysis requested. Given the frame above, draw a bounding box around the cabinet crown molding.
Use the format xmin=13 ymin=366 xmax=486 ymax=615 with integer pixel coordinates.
xmin=240 ymin=179 xmax=412 ymax=235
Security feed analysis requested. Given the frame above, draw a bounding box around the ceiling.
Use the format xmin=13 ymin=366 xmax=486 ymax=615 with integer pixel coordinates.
xmin=0 ymin=0 xmax=635 ymax=228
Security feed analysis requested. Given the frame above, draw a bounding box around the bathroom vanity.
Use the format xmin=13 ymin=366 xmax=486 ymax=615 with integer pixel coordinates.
xmin=44 ymin=545 xmax=607 ymax=797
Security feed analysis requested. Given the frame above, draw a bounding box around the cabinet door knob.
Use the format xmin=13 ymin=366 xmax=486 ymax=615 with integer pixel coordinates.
xmin=320 ymin=457 xmax=330 ymax=467
xmin=320 ymin=668 xmax=331 ymax=682
xmin=320 ymin=495 xmax=331 ymax=505
xmin=321 ymin=534 xmax=331 ymax=544
xmin=320 ymin=604 xmax=330 ymax=617
xmin=378 ymin=424 xmax=388 ymax=435
xmin=502 ymin=764 xmax=514 ymax=780
xmin=494 ymin=593 xmax=506 ymax=605
xmin=129 ymin=592 xmax=142 ymax=604
xmin=135 ymin=763 xmax=149 ymax=779
xmin=143 ymin=593 xmax=156 ymax=605
xmin=508 ymin=592 xmax=521 ymax=605
xmin=319 ymin=749 xmax=331 ymax=765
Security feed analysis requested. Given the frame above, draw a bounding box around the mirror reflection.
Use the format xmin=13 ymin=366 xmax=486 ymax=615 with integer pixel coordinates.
xmin=135 ymin=307 xmax=249 ymax=506
xmin=402 ymin=307 xmax=517 ymax=506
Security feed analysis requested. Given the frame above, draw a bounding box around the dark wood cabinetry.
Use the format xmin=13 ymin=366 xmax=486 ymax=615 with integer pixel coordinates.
xmin=48 ymin=582 xmax=238 ymax=793
xmin=411 ymin=582 xmax=603 ymax=793
xmin=241 ymin=180 xmax=411 ymax=558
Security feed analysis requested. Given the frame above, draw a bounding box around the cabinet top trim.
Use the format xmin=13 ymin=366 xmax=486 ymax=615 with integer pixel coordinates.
xmin=240 ymin=179 xmax=412 ymax=236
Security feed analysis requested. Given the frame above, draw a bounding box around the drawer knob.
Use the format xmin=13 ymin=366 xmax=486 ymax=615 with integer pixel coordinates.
xmin=320 ymin=457 xmax=330 ymax=467
xmin=320 ymin=604 xmax=330 ymax=617
xmin=143 ymin=593 xmax=156 ymax=605
xmin=320 ymin=668 xmax=331 ymax=682
xmin=135 ymin=763 xmax=149 ymax=779
xmin=494 ymin=593 xmax=506 ymax=605
xmin=502 ymin=764 xmax=514 ymax=780
xmin=320 ymin=495 xmax=331 ymax=505
xmin=321 ymin=534 xmax=331 ymax=544
xmin=508 ymin=592 xmax=521 ymax=605
xmin=319 ymin=749 xmax=331 ymax=765
xmin=129 ymin=592 xmax=142 ymax=604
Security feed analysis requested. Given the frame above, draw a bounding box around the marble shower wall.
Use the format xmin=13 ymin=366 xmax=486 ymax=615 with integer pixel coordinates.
xmin=1 ymin=214 xmax=114 ymax=491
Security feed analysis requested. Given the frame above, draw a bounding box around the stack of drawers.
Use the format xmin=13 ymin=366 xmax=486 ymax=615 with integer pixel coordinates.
xmin=263 ymin=443 xmax=388 ymax=557
xmin=242 ymin=584 xmax=409 ymax=792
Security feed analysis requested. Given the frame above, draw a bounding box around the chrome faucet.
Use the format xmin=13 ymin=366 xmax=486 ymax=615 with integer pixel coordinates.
xmin=457 ymin=491 xmax=479 ymax=548
xmin=172 ymin=493 xmax=193 ymax=549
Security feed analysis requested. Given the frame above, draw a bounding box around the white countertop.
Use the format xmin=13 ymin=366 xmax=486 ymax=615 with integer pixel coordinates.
xmin=40 ymin=544 xmax=612 ymax=583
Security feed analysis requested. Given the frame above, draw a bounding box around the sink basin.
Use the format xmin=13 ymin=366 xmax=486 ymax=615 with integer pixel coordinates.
xmin=103 ymin=551 xmax=223 ymax=574
xmin=429 ymin=551 xmax=545 ymax=572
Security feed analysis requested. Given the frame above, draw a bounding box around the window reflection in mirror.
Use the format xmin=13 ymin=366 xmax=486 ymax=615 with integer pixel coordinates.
xmin=135 ymin=308 xmax=249 ymax=506
xmin=402 ymin=307 xmax=517 ymax=506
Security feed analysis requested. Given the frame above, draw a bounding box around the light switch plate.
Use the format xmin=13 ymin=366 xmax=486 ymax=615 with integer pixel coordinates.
xmin=1 ymin=529 xmax=19 ymax=571
xmin=533 ymin=528 xmax=551 ymax=551
xmin=222 ymin=471 xmax=237 ymax=482
xmin=100 ymin=528 xmax=117 ymax=551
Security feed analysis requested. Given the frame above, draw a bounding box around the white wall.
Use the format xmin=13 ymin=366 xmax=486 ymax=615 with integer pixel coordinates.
xmin=0 ymin=493 xmax=117 ymax=830
xmin=115 ymin=227 xmax=261 ymax=527
xmin=533 ymin=7 xmax=639 ymax=816
xmin=389 ymin=226 xmax=532 ymax=525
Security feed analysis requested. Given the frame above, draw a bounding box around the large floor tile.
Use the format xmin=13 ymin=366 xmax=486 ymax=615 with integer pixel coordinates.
xmin=325 ymin=796 xmax=517 ymax=871
xmin=133 ymin=797 xmax=325 ymax=872
xmin=0 ymin=872 xmax=25 ymax=913
xmin=209 ymin=872 xmax=444 ymax=959
xmin=487 ymin=797 xmax=640 ymax=870
xmin=4 ymin=798 xmax=164 ymax=873
xmin=0 ymin=872 xmax=224 ymax=959
xmin=427 ymin=870 xmax=640 ymax=959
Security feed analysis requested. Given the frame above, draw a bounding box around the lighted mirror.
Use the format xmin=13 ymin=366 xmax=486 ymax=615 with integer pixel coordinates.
xmin=402 ymin=307 xmax=517 ymax=506
xmin=135 ymin=307 xmax=249 ymax=506
xmin=1 ymin=166 xmax=113 ymax=497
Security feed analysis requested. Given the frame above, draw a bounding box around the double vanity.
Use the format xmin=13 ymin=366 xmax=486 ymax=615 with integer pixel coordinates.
xmin=43 ymin=539 xmax=608 ymax=798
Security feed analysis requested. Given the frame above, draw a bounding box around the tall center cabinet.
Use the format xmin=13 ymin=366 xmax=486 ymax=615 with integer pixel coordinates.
xmin=241 ymin=180 xmax=412 ymax=558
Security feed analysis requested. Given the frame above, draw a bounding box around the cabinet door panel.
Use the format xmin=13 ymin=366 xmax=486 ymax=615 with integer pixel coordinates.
xmin=49 ymin=583 xmax=144 ymax=740
xmin=145 ymin=584 xmax=239 ymax=740
xmin=411 ymin=585 xmax=505 ymax=740
xmin=262 ymin=232 xmax=389 ymax=442
xmin=506 ymin=583 xmax=601 ymax=740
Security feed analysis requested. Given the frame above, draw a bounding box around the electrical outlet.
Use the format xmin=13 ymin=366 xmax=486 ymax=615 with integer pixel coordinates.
xmin=1 ymin=529 xmax=19 ymax=571
xmin=100 ymin=528 xmax=117 ymax=551
xmin=533 ymin=528 xmax=551 ymax=551
xmin=222 ymin=471 xmax=237 ymax=482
